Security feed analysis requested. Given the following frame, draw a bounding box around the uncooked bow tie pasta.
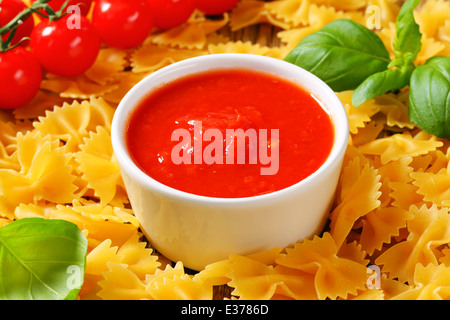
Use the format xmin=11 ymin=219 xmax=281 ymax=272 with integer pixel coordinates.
xmin=0 ymin=0 xmax=449 ymax=300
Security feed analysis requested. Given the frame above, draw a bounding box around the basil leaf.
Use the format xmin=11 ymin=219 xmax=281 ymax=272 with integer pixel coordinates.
xmin=284 ymin=19 xmax=390 ymax=92
xmin=0 ymin=218 xmax=88 ymax=300
xmin=409 ymin=56 xmax=450 ymax=139
xmin=352 ymin=63 xmax=414 ymax=107
xmin=393 ymin=0 xmax=422 ymax=61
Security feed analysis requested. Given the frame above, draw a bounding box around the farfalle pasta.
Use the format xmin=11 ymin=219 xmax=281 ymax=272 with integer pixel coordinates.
xmin=75 ymin=126 xmax=127 ymax=206
xmin=0 ymin=0 xmax=449 ymax=301
xmin=229 ymin=0 xmax=292 ymax=31
xmin=149 ymin=11 xmax=230 ymax=50
xmin=376 ymin=205 xmax=450 ymax=283
xmin=0 ymin=131 xmax=77 ymax=206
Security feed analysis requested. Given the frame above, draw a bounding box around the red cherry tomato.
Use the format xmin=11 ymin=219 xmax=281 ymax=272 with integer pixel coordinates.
xmin=92 ymin=0 xmax=153 ymax=50
xmin=30 ymin=13 xmax=100 ymax=77
xmin=0 ymin=0 xmax=34 ymax=46
xmin=147 ymin=0 xmax=194 ymax=29
xmin=194 ymin=0 xmax=240 ymax=15
xmin=32 ymin=0 xmax=93 ymax=16
xmin=0 ymin=47 xmax=42 ymax=109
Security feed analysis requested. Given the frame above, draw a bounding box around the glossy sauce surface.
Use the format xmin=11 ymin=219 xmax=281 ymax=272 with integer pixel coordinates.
xmin=126 ymin=69 xmax=334 ymax=198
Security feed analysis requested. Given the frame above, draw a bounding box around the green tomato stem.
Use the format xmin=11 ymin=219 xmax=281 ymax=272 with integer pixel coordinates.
xmin=0 ymin=0 xmax=51 ymax=37
xmin=0 ymin=0 xmax=71 ymax=52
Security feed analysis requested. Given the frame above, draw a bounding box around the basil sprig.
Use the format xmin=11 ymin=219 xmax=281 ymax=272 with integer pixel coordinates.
xmin=353 ymin=0 xmax=421 ymax=107
xmin=284 ymin=19 xmax=390 ymax=92
xmin=285 ymin=0 xmax=450 ymax=140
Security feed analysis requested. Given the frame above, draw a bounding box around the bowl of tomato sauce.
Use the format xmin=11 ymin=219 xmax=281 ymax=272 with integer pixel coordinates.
xmin=112 ymin=53 xmax=349 ymax=270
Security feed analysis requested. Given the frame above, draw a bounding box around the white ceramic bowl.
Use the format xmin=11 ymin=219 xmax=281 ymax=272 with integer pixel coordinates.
xmin=112 ymin=53 xmax=349 ymax=271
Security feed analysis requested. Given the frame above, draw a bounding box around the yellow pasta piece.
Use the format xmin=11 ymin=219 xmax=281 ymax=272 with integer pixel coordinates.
xmin=97 ymin=262 xmax=150 ymax=300
xmin=195 ymin=246 xmax=284 ymax=288
xmin=194 ymin=259 xmax=233 ymax=287
xmin=41 ymin=75 xmax=119 ymax=100
xmin=147 ymin=274 xmax=212 ymax=300
xmin=359 ymin=206 xmax=413 ymax=255
xmin=88 ymin=97 xmax=116 ymax=133
xmin=75 ymin=126 xmax=126 ymax=205
xmin=414 ymin=0 xmax=450 ymax=39
xmin=81 ymin=234 xmax=160 ymax=300
xmin=71 ymin=199 xmax=138 ymax=227
xmin=263 ymin=46 xmax=291 ymax=59
xmin=377 ymin=21 xmax=396 ymax=59
xmin=247 ymin=247 xmax=284 ymax=265
xmin=358 ymin=133 xmax=444 ymax=165
xmin=350 ymin=121 xmax=384 ymax=147
xmin=317 ymin=0 xmax=368 ymax=11
xmin=347 ymin=288 xmax=385 ymax=300
xmin=424 ymin=149 xmax=449 ymax=174
xmin=0 ymin=218 xmax=11 ymax=228
xmin=337 ymin=91 xmax=381 ymax=135
xmin=366 ymin=0 xmax=400 ymax=29
xmin=330 ymin=157 xmax=382 ymax=249
xmin=50 ymin=202 xmax=139 ymax=249
xmin=0 ymin=120 xmax=19 ymax=171
xmin=13 ymin=202 xmax=56 ymax=220
xmin=388 ymin=180 xmax=424 ymax=210
xmin=102 ymin=72 xmax=149 ymax=104
xmin=229 ymin=0 xmax=292 ymax=31
xmin=377 ymin=156 xmax=413 ymax=184
xmin=208 ymin=40 xmax=271 ymax=55
xmin=0 ymin=195 xmax=16 ymax=221
xmin=376 ymin=94 xmax=415 ymax=129
xmin=0 ymin=131 xmax=77 ymax=206
xmin=415 ymin=36 xmax=446 ymax=65
xmin=150 ymin=12 xmax=229 ymax=50
xmin=277 ymin=5 xmax=364 ymax=49
xmin=131 ymin=42 xmax=208 ymax=74
xmin=411 ymin=169 xmax=450 ymax=207
xmin=227 ymin=254 xmax=317 ymax=300
xmin=337 ymin=240 xmax=369 ymax=266
xmin=33 ymin=100 xmax=91 ymax=151
xmin=276 ymin=233 xmax=368 ymax=300
xmin=117 ymin=233 xmax=160 ymax=280
xmin=86 ymin=239 xmax=121 ymax=276
xmin=144 ymin=261 xmax=196 ymax=299
xmin=265 ymin=0 xmax=313 ymax=27
xmin=438 ymin=19 xmax=450 ymax=42
xmin=376 ymin=205 xmax=450 ymax=283
xmin=84 ymin=48 xmax=128 ymax=85
xmin=12 ymin=90 xmax=67 ymax=121
xmin=392 ymin=264 xmax=450 ymax=300
xmin=440 ymin=247 xmax=450 ymax=267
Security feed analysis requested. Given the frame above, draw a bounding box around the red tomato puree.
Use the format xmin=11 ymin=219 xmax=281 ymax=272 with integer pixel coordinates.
xmin=126 ymin=69 xmax=334 ymax=198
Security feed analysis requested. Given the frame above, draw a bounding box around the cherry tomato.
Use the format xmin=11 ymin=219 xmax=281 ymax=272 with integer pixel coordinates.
xmin=92 ymin=0 xmax=153 ymax=50
xmin=147 ymin=0 xmax=194 ymax=29
xmin=0 ymin=0 xmax=34 ymax=46
xmin=30 ymin=13 xmax=100 ymax=78
xmin=194 ymin=0 xmax=240 ymax=15
xmin=32 ymin=0 xmax=93 ymax=16
xmin=0 ymin=47 xmax=42 ymax=109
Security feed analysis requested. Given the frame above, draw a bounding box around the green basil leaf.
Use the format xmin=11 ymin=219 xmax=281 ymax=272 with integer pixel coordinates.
xmin=0 ymin=218 xmax=88 ymax=300
xmin=393 ymin=0 xmax=422 ymax=61
xmin=409 ymin=56 xmax=450 ymax=139
xmin=352 ymin=63 xmax=415 ymax=107
xmin=284 ymin=19 xmax=390 ymax=92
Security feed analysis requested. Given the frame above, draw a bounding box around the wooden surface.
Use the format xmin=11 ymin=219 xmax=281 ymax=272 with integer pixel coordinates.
xmin=219 ymin=23 xmax=285 ymax=48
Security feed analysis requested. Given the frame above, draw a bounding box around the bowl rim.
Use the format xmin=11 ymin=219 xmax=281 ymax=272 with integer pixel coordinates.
xmin=111 ymin=53 xmax=349 ymax=207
